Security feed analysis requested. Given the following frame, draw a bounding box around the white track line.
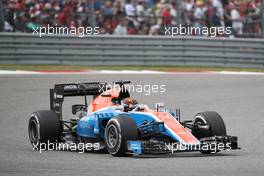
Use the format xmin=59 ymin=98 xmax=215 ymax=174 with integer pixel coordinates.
xmin=91 ymin=70 xmax=165 ymax=74
xmin=0 ymin=70 xmax=39 ymax=75
xmin=218 ymin=71 xmax=264 ymax=75
xmin=0 ymin=70 xmax=264 ymax=75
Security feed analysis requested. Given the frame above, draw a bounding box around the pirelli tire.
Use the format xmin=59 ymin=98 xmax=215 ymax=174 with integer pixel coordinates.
xmin=104 ymin=115 xmax=138 ymax=156
xmin=28 ymin=110 xmax=61 ymax=150
xmin=193 ymin=111 xmax=227 ymax=154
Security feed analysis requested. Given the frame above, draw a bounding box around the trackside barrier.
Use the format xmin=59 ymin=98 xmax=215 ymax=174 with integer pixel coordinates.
xmin=0 ymin=33 xmax=264 ymax=68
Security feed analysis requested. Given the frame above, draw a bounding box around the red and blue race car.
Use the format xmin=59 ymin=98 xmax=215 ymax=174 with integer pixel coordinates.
xmin=28 ymin=81 xmax=239 ymax=156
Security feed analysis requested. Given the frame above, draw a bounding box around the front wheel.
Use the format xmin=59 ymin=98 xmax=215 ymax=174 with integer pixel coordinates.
xmin=192 ymin=111 xmax=226 ymax=154
xmin=104 ymin=115 xmax=138 ymax=156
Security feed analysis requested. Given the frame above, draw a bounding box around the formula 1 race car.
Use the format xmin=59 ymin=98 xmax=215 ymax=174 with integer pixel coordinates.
xmin=28 ymin=81 xmax=239 ymax=156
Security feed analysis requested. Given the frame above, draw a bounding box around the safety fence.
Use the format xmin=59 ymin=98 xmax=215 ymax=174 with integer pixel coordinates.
xmin=0 ymin=33 xmax=264 ymax=68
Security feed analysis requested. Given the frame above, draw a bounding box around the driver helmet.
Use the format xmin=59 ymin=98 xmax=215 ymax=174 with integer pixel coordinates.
xmin=121 ymin=97 xmax=138 ymax=107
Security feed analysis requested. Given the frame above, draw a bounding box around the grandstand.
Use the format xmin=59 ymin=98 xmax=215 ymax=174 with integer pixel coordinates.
xmin=0 ymin=0 xmax=263 ymax=37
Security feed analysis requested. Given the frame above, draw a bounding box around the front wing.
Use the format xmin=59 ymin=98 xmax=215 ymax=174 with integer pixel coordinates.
xmin=127 ymin=135 xmax=239 ymax=155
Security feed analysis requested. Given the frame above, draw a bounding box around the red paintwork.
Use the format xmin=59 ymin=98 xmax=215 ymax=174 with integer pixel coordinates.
xmin=88 ymin=85 xmax=120 ymax=113
xmin=87 ymin=85 xmax=199 ymax=144
xmin=154 ymin=111 xmax=199 ymax=144
xmin=139 ymin=107 xmax=199 ymax=144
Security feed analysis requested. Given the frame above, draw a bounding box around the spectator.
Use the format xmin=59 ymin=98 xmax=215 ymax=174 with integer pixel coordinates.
xmin=212 ymin=0 xmax=224 ymax=18
xmin=212 ymin=7 xmax=221 ymax=27
xmin=4 ymin=21 xmax=13 ymax=32
xmin=13 ymin=12 xmax=28 ymax=32
xmin=101 ymin=1 xmax=113 ymax=17
xmin=161 ymin=5 xmax=172 ymax=25
xmin=113 ymin=0 xmax=125 ymax=17
xmin=114 ymin=17 xmax=127 ymax=35
xmin=125 ymin=0 xmax=135 ymax=17
xmin=244 ymin=0 xmax=260 ymax=36
xmin=223 ymin=1 xmax=232 ymax=31
xmin=194 ymin=1 xmax=205 ymax=21
xmin=193 ymin=0 xmax=205 ymax=31
xmin=185 ymin=0 xmax=194 ymax=12
xmin=127 ymin=20 xmax=137 ymax=34
xmin=169 ymin=1 xmax=177 ymax=25
xmin=230 ymin=3 xmax=243 ymax=36
xmin=136 ymin=0 xmax=145 ymax=23
xmin=204 ymin=0 xmax=213 ymax=28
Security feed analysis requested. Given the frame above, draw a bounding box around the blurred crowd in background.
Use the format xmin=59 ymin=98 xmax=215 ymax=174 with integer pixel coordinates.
xmin=2 ymin=0 xmax=263 ymax=37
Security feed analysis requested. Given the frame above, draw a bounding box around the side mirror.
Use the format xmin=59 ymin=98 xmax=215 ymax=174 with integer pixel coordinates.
xmin=155 ymin=102 xmax=165 ymax=112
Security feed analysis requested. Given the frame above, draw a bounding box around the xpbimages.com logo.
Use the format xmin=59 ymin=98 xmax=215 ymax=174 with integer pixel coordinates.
xmin=98 ymin=83 xmax=166 ymax=96
xmin=32 ymin=141 xmax=100 ymax=153
xmin=32 ymin=24 xmax=100 ymax=37
xmin=165 ymin=142 xmax=232 ymax=154
xmin=164 ymin=24 xmax=232 ymax=37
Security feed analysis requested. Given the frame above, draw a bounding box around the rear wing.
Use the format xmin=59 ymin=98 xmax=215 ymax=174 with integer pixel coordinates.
xmin=50 ymin=82 xmax=107 ymax=119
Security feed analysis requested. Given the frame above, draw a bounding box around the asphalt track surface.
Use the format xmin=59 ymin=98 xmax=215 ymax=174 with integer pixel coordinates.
xmin=0 ymin=73 xmax=264 ymax=176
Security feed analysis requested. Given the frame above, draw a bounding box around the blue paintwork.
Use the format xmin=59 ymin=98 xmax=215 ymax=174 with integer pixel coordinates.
xmin=77 ymin=107 xmax=119 ymax=139
xmin=127 ymin=141 xmax=142 ymax=155
xmin=76 ymin=106 xmax=182 ymax=143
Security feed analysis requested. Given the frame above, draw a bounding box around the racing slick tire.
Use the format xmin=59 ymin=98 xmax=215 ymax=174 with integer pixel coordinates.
xmin=28 ymin=110 xmax=61 ymax=150
xmin=193 ymin=111 xmax=226 ymax=154
xmin=105 ymin=114 xmax=138 ymax=156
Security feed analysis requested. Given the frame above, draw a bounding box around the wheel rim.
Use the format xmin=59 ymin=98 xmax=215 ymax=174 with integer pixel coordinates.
xmin=106 ymin=125 xmax=118 ymax=148
xmin=194 ymin=116 xmax=211 ymax=139
xmin=29 ymin=119 xmax=39 ymax=144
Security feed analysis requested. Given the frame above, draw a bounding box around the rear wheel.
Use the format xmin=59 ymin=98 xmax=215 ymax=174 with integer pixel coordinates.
xmin=105 ymin=114 xmax=138 ymax=156
xmin=28 ymin=110 xmax=61 ymax=150
xmin=193 ymin=111 xmax=226 ymax=154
